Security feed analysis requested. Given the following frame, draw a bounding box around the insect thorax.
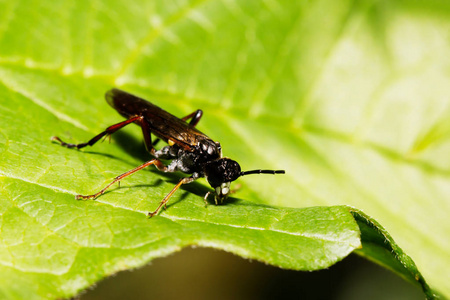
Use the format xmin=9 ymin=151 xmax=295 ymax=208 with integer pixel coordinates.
xmin=154 ymin=139 xmax=221 ymax=175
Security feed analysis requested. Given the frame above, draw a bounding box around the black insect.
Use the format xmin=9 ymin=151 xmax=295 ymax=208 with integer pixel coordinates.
xmin=52 ymin=89 xmax=285 ymax=217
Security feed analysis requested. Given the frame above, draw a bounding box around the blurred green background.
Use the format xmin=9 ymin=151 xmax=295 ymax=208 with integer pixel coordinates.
xmin=81 ymin=247 xmax=424 ymax=299
xmin=0 ymin=0 xmax=449 ymax=299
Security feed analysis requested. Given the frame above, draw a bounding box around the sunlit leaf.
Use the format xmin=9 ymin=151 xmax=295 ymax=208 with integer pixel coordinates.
xmin=0 ymin=0 xmax=448 ymax=298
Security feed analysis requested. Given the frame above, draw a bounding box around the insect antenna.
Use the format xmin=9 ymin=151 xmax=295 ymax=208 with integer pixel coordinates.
xmin=240 ymin=169 xmax=285 ymax=176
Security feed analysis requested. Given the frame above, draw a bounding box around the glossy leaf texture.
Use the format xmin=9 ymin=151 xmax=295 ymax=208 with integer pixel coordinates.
xmin=0 ymin=0 xmax=448 ymax=299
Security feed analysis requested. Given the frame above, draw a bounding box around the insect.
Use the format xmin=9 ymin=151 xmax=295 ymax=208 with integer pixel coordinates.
xmin=52 ymin=88 xmax=285 ymax=217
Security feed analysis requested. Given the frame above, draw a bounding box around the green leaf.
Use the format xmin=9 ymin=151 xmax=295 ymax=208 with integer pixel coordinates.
xmin=350 ymin=209 xmax=434 ymax=299
xmin=0 ymin=0 xmax=448 ymax=299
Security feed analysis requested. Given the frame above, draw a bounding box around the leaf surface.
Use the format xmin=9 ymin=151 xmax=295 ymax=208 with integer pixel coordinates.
xmin=0 ymin=0 xmax=448 ymax=298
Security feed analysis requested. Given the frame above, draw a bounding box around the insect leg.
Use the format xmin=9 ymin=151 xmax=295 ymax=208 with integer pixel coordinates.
xmin=76 ymin=158 xmax=167 ymax=200
xmin=52 ymin=116 xmax=142 ymax=149
xmin=203 ymin=191 xmax=211 ymax=207
xmin=148 ymin=176 xmax=195 ymax=217
xmin=139 ymin=117 xmax=155 ymax=154
xmin=152 ymin=110 xmax=203 ymax=147
xmin=181 ymin=109 xmax=203 ymax=127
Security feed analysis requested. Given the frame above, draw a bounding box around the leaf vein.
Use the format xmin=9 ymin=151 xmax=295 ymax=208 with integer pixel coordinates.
xmin=114 ymin=0 xmax=211 ymax=78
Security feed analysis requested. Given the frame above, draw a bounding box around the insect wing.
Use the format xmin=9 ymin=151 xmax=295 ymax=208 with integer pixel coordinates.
xmin=105 ymin=88 xmax=210 ymax=150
